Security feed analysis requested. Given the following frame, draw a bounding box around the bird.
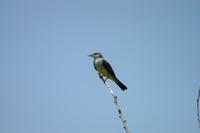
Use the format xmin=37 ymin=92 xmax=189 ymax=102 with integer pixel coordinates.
xmin=89 ymin=52 xmax=127 ymax=91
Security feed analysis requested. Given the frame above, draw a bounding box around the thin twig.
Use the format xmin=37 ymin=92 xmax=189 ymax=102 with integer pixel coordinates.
xmin=99 ymin=76 xmax=131 ymax=133
xmin=197 ymin=86 xmax=200 ymax=128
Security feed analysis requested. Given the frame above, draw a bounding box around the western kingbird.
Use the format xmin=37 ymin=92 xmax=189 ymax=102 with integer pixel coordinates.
xmin=89 ymin=52 xmax=127 ymax=91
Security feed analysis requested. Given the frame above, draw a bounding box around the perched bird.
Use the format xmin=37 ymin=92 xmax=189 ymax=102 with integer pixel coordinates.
xmin=89 ymin=52 xmax=127 ymax=91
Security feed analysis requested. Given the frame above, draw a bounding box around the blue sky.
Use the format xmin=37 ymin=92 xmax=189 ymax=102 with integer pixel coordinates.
xmin=0 ymin=0 xmax=200 ymax=133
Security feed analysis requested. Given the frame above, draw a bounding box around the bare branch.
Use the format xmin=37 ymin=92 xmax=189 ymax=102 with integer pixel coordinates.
xmin=100 ymin=77 xmax=131 ymax=133
xmin=197 ymin=86 xmax=200 ymax=128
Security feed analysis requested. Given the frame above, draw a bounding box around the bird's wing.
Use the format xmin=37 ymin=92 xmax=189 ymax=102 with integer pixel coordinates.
xmin=102 ymin=59 xmax=116 ymax=78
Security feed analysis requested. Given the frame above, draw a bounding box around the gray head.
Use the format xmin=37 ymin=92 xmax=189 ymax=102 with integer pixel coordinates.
xmin=88 ymin=52 xmax=103 ymax=59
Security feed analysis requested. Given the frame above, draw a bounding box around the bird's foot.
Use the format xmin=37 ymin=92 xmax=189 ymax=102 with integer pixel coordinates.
xmin=99 ymin=74 xmax=106 ymax=83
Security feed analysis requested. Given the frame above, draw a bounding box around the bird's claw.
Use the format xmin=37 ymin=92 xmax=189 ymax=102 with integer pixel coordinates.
xmin=99 ymin=74 xmax=106 ymax=83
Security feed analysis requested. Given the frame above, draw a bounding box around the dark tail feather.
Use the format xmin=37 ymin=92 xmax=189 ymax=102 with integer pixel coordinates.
xmin=114 ymin=78 xmax=127 ymax=91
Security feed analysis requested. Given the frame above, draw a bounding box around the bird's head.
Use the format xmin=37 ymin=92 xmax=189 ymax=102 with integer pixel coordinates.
xmin=88 ymin=52 xmax=103 ymax=59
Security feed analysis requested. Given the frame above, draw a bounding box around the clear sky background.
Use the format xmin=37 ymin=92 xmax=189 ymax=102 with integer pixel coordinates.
xmin=0 ymin=0 xmax=200 ymax=133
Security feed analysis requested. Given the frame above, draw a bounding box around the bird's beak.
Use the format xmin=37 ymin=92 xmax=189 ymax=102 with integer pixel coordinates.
xmin=88 ymin=54 xmax=93 ymax=57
